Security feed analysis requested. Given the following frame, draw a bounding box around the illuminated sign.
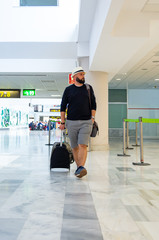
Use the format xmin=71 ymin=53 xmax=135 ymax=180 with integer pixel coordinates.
xmin=23 ymin=89 xmax=35 ymax=96
xmin=50 ymin=109 xmax=60 ymax=112
xmin=68 ymin=73 xmax=75 ymax=84
xmin=0 ymin=90 xmax=20 ymax=98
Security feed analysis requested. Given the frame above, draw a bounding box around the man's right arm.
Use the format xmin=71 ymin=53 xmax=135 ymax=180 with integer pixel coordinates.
xmin=60 ymin=88 xmax=68 ymax=130
xmin=60 ymin=111 xmax=66 ymax=130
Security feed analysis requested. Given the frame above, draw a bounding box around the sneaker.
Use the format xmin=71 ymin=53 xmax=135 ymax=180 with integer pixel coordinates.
xmin=75 ymin=166 xmax=87 ymax=178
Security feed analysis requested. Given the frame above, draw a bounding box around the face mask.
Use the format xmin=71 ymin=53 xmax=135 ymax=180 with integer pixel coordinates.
xmin=76 ymin=77 xmax=85 ymax=84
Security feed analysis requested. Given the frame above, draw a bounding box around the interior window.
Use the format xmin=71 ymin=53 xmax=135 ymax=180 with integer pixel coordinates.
xmin=20 ymin=0 xmax=58 ymax=7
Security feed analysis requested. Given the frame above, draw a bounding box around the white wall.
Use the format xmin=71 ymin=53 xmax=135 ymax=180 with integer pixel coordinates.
xmin=128 ymin=89 xmax=159 ymax=138
xmin=128 ymin=89 xmax=159 ymax=108
xmin=0 ymin=0 xmax=79 ymax=42
xmin=89 ymin=0 xmax=112 ymax=67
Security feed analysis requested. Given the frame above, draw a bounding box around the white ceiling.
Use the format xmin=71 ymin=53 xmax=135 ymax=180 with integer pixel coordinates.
xmin=90 ymin=0 xmax=159 ymax=90
xmin=0 ymin=72 xmax=69 ymax=98
xmin=108 ymin=0 xmax=159 ymax=89
xmin=0 ymin=0 xmax=96 ymax=98
xmin=0 ymin=43 xmax=77 ymax=59
xmin=1 ymin=0 xmax=159 ymax=97
xmin=109 ymin=44 xmax=159 ymax=89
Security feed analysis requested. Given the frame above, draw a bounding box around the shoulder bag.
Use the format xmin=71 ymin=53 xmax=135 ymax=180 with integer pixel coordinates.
xmin=85 ymin=84 xmax=99 ymax=137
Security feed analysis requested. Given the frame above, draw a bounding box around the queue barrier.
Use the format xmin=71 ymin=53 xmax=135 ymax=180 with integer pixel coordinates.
xmin=117 ymin=118 xmax=139 ymax=157
xmin=117 ymin=117 xmax=159 ymax=166
xmin=132 ymin=117 xmax=150 ymax=166
xmin=117 ymin=120 xmax=130 ymax=157
xmin=124 ymin=119 xmax=140 ymax=147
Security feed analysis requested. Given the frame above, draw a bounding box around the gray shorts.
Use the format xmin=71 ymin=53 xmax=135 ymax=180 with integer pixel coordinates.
xmin=66 ymin=119 xmax=93 ymax=149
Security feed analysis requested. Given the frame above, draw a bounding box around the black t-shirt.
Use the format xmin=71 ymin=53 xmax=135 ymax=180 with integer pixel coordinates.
xmin=60 ymin=84 xmax=96 ymax=120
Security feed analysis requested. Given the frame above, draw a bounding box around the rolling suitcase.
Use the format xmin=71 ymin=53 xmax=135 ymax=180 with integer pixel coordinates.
xmin=50 ymin=130 xmax=73 ymax=170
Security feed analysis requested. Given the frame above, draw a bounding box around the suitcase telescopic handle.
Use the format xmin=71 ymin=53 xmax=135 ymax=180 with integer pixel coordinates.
xmin=60 ymin=130 xmax=63 ymax=146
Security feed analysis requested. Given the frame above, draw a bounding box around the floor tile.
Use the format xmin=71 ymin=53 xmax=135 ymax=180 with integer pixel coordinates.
xmin=61 ymin=219 xmax=103 ymax=240
xmin=0 ymin=218 xmax=26 ymax=240
xmin=63 ymin=204 xmax=97 ymax=220
xmin=1 ymin=130 xmax=159 ymax=240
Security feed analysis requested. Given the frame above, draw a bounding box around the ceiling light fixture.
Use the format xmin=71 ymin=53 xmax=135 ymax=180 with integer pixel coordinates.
xmin=155 ymin=79 xmax=159 ymax=81
xmin=116 ymin=78 xmax=121 ymax=81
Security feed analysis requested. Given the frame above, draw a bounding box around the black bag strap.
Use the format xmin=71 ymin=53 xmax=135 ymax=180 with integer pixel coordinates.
xmin=86 ymin=84 xmax=99 ymax=136
xmin=85 ymin=84 xmax=91 ymax=107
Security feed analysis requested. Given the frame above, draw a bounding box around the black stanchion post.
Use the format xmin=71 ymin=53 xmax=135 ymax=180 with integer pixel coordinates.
xmin=45 ymin=119 xmax=54 ymax=146
xmin=117 ymin=119 xmax=130 ymax=157
xmin=49 ymin=120 xmax=51 ymax=145
xmin=132 ymin=117 xmax=150 ymax=166
xmin=132 ymin=122 xmax=140 ymax=147
xmin=126 ymin=121 xmax=134 ymax=150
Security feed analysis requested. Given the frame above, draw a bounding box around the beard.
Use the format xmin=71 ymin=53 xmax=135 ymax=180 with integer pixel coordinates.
xmin=76 ymin=77 xmax=85 ymax=84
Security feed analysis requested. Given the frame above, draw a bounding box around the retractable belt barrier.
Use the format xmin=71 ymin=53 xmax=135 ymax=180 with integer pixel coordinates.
xmin=117 ymin=120 xmax=130 ymax=157
xmin=142 ymin=118 xmax=159 ymax=123
xmin=45 ymin=119 xmax=56 ymax=146
xmin=132 ymin=117 xmax=151 ymax=166
xmin=124 ymin=119 xmax=140 ymax=147
xmin=117 ymin=119 xmax=138 ymax=157
xmin=117 ymin=117 xmax=159 ymax=166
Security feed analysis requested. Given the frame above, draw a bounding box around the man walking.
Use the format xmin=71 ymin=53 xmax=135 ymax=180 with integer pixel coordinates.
xmin=60 ymin=67 xmax=96 ymax=178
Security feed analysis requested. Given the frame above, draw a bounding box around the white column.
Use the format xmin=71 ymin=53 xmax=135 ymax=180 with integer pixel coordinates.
xmin=79 ymin=57 xmax=109 ymax=151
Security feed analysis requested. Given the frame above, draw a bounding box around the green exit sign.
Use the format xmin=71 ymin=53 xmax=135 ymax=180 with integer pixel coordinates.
xmin=23 ymin=89 xmax=36 ymax=96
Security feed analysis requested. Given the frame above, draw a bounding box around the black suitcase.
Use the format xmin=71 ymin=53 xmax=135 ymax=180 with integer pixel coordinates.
xmin=50 ymin=131 xmax=73 ymax=170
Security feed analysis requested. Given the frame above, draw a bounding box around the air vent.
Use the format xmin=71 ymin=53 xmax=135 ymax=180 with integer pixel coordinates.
xmin=47 ymin=90 xmax=58 ymax=92
xmin=0 ymin=74 xmax=47 ymax=77
xmin=41 ymin=80 xmax=57 ymax=89
xmin=41 ymin=80 xmax=55 ymax=83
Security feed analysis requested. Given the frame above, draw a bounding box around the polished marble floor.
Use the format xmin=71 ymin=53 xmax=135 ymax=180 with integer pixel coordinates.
xmin=0 ymin=129 xmax=159 ymax=240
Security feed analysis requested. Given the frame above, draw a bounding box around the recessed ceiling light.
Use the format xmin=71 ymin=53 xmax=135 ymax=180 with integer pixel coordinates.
xmin=155 ymin=79 xmax=159 ymax=81
xmin=116 ymin=78 xmax=121 ymax=81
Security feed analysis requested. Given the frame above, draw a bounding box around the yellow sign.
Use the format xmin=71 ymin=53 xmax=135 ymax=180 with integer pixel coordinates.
xmin=50 ymin=109 xmax=60 ymax=112
xmin=0 ymin=90 xmax=20 ymax=98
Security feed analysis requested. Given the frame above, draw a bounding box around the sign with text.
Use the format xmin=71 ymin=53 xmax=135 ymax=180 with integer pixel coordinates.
xmin=23 ymin=89 xmax=36 ymax=96
xmin=0 ymin=90 xmax=20 ymax=98
xmin=68 ymin=74 xmax=75 ymax=84
xmin=50 ymin=109 xmax=60 ymax=112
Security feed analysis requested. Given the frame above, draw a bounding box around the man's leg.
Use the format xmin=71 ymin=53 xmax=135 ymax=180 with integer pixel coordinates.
xmin=78 ymin=144 xmax=87 ymax=167
xmin=72 ymin=146 xmax=79 ymax=166
xmin=72 ymin=144 xmax=87 ymax=167
xmin=66 ymin=120 xmax=91 ymax=178
xmin=73 ymin=144 xmax=88 ymax=178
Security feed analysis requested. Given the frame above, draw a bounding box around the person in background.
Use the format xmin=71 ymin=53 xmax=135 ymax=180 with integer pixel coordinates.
xmin=29 ymin=121 xmax=35 ymax=130
xmin=60 ymin=66 xmax=96 ymax=178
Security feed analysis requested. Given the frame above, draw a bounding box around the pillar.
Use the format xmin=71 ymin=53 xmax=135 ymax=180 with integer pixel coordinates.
xmin=79 ymin=57 xmax=109 ymax=151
